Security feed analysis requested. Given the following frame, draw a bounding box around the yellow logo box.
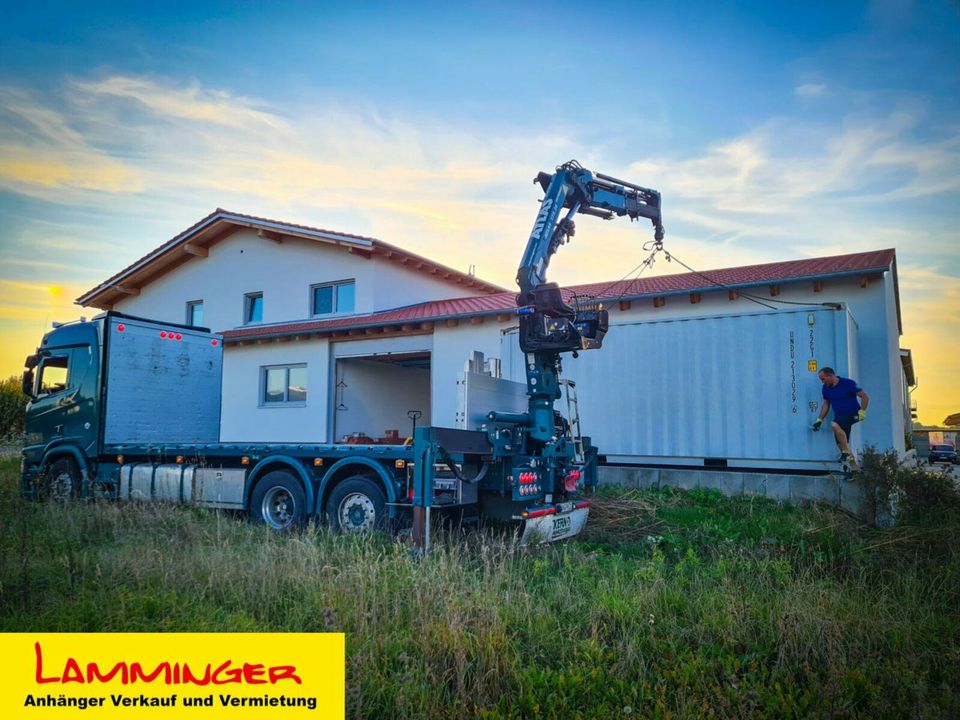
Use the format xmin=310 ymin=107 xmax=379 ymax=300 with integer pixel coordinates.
xmin=1 ymin=633 xmax=344 ymax=719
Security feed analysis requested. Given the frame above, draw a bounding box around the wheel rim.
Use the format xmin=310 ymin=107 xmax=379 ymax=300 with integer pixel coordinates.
xmin=337 ymin=492 xmax=376 ymax=532
xmin=260 ymin=486 xmax=296 ymax=529
xmin=49 ymin=471 xmax=74 ymax=502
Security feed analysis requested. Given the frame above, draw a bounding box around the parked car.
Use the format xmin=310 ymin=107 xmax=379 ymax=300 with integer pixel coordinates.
xmin=928 ymin=444 xmax=959 ymax=464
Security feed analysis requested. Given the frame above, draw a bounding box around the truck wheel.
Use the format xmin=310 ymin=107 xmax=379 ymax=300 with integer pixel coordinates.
xmin=44 ymin=457 xmax=80 ymax=502
xmin=249 ymin=471 xmax=306 ymax=530
xmin=326 ymin=477 xmax=386 ymax=533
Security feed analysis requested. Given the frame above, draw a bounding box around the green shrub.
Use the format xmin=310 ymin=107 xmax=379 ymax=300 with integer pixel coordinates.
xmin=0 ymin=376 xmax=28 ymax=441
xmin=859 ymin=446 xmax=960 ymax=526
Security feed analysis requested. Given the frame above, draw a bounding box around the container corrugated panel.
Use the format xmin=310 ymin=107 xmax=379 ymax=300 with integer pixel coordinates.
xmin=103 ymin=316 xmax=223 ymax=445
xmin=503 ymin=307 xmax=858 ymax=470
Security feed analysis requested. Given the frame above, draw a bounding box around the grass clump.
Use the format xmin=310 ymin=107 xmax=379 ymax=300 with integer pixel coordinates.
xmin=1 ymin=456 xmax=958 ymax=719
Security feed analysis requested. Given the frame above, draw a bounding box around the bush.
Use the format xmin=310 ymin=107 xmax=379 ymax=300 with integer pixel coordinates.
xmin=0 ymin=376 xmax=27 ymax=441
xmin=859 ymin=446 xmax=960 ymax=526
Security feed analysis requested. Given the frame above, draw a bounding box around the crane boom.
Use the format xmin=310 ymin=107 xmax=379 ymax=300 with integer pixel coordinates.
xmin=516 ymin=160 xmax=664 ymax=355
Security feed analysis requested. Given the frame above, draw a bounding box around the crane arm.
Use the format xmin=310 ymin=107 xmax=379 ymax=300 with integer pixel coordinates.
xmin=515 ymin=160 xmax=664 ymax=355
xmin=516 ymin=160 xmax=664 ymax=302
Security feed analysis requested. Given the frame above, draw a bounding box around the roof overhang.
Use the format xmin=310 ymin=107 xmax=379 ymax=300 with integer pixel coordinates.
xmin=76 ymin=209 xmax=504 ymax=309
xmin=900 ymin=348 xmax=916 ymax=387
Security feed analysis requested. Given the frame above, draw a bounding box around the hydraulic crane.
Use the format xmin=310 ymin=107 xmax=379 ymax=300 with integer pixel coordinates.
xmin=510 ymin=159 xmax=664 ymax=444
xmin=411 ymin=161 xmax=664 ymax=551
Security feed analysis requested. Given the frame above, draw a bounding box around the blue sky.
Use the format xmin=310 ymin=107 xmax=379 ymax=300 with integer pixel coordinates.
xmin=0 ymin=0 xmax=957 ymax=423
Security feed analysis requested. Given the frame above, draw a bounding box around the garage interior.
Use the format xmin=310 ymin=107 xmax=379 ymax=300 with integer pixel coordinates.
xmin=333 ymin=352 xmax=431 ymax=444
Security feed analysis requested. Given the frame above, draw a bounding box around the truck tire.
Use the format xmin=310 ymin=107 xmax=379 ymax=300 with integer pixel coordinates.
xmin=249 ymin=471 xmax=307 ymax=530
xmin=326 ymin=476 xmax=387 ymax=533
xmin=44 ymin=457 xmax=80 ymax=502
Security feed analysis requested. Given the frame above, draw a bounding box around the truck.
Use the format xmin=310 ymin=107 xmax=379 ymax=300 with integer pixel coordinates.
xmin=19 ymin=161 xmax=664 ymax=547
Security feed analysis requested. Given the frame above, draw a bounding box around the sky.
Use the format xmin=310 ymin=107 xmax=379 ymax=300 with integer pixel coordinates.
xmin=0 ymin=0 xmax=957 ymax=425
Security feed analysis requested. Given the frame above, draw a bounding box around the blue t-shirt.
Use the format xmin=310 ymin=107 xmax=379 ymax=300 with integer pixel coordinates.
xmin=822 ymin=377 xmax=862 ymax=420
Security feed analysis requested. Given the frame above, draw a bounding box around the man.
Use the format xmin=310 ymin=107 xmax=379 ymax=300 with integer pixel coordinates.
xmin=813 ymin=367 xmax=869 ymax=472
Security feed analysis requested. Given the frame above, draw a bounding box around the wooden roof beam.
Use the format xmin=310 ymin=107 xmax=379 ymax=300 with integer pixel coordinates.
xmin=258 ymin=229 xmax=284 ymax=244
xmin=183 ymin=243 xmax=208 ymax=257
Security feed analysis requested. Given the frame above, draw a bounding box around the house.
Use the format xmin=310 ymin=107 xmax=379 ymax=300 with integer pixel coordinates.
xmin=78 ymin=210 xmax=914 ymax=470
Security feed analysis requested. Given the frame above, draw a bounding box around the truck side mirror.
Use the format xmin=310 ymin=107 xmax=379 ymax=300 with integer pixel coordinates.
xmin=24 ymin=353 xmax=39 ymax=369
xmin=21 ymin=368 xmax=35 ymax=399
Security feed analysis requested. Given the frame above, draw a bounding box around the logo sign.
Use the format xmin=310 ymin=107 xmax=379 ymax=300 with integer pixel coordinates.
xmin=529 ymin=198 xmax=554 ymax=241
xmin=1 ymin=633 xmax=344 ymax=719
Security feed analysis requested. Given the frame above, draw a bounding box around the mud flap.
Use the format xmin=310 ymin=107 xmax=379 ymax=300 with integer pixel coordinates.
xmin=519 ymin=507 xmax=589 ymax=545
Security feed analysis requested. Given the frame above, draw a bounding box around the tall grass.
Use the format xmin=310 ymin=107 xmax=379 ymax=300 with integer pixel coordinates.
xmin=1 ymin=457 xmax=957 ymax=719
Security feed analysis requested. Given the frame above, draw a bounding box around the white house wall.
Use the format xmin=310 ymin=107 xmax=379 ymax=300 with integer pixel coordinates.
xmin=219 ymin=337 xmax=330 ymax=443
xmin=113 ymin=229 xmax=484 ymax=332
xmin=369 ymin=255 xmax=484 ymax=310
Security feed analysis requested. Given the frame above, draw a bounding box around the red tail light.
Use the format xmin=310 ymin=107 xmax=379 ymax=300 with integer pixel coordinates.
xmin=564 ymin=469 xmax=582 ymax=492
xmin=160 ymin=331 xmax=167 ymax=338
xmin=175 ymin=333 xmax=183 ymax=341
xmin=211 ymin=339 xmax=219 ymax=346
xmin=116 ymin=323 xmax=125 ymax=332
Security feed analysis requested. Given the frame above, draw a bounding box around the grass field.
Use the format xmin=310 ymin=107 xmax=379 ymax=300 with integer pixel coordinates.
xmin=1 ymin=455 xmax=958 ymax=719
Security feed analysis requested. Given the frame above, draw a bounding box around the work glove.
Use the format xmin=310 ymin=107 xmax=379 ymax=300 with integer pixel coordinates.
xmin=812 ymin=419 xmax=823 ymax=431
xmin=858 ymin=409 xmax=866 ymax=422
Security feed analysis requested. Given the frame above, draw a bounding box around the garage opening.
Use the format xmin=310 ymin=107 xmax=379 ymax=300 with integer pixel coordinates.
xmin=333 ymin=352 xmax=431 ymax=444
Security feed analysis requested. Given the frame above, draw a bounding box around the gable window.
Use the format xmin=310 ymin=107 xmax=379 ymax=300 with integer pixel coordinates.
xmin=312 ymin=280 xmax=355 ymax=316
xmin=186 ymin=300 xmax=204 ymax=327
xmin=261 ymin=364 xmax=307 ymax=405
xmin=244 ymin=292 xmax=263 ymax=324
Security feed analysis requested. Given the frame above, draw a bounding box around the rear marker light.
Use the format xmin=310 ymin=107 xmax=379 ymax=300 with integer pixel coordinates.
xmin=116 ymin=324 xmax=125 ymax=332
xmin=241 ymin=456 xmax=250 ymax=465
xmin=175 ymin=333 xmax=183 ymax=341
xmin=574 ymin=501 xmax=591 ymax=510
xmin=175 ymin=456 xmax=184 ymax=464
xmin=395 ymin=459 xmax=406 ymax=469
xmin=211 ymin=339 xmax=219 ymax=346
xmin=116 ymin=455 xmax=124 ymax=464
xmin=525 ymin=507 xmax=558 ymax=519
xmin=160 ymin=331 xmax=167 ymax=338
xmin=313 ymin=458 xmax=323 ymax=466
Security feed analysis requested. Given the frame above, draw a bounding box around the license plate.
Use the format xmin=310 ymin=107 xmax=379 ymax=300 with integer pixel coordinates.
xmin=551 ymin=515 xmax=572 ymax=538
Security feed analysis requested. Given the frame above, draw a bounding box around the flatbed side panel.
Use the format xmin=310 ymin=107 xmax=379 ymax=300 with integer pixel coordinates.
xmin=100 ymin=443 xmax=416 ymax=459
xmin=102 ymin=316 xmax=222 ymax=445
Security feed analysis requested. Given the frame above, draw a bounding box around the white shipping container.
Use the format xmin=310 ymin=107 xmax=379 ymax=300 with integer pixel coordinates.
xmin=503 ymin=306 xmax=860 ymax=470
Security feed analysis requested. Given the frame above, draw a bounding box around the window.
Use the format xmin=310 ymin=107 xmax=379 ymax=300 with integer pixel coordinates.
xmin=311 ymin=280 xmax=355 ymax=316
xmin=244 ymin=292 xmax=263 ymax=324
xmin=37 ymin=354 xmax=70 ymax=396
xmin=186 ymin=300 xmax=204 ymax=327
xmin=261 ymin=365 xmax=307 ymax=405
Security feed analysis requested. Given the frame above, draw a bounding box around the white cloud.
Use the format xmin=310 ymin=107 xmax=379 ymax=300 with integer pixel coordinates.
xmin=795 ymin=83 xmax=826 ymax=98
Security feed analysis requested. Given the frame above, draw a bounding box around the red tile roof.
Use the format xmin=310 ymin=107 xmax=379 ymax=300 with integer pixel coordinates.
xmin=223 ymin=248 xmax=897 ymax=342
